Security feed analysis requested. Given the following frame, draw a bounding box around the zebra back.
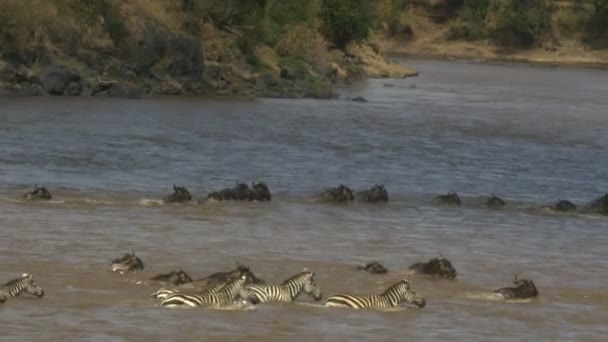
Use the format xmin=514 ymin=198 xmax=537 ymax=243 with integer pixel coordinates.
xmin=246 ymin=270 xmax=321 ymax=304
xmin=160 ymin=274 xmax=248 ymax=308
xmin=0 ymin=273 xmax=45 ymax=299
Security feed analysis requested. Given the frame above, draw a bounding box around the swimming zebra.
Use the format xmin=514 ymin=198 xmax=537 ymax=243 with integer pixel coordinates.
xmin=160 ymin=274 xmax=248 ymax=308
xmin=323 ymin=279 xmax=425 ymax=309
xmin=245 ymin=270 xmax=322 ymax=304
xmin=0 ymin=273 xmax=45 ymax=303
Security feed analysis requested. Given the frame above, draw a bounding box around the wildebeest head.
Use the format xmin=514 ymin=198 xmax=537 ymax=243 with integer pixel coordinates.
xmin=23 ymin=184 xmax=52 ymax=200
xmin=151 ymin=269 xmax=193 ymax=285
xmin=249 ymin=182 xmax=272 ymax=201
xmin=408 ymin=256 xmax=457 ymax=279
xmin=486 ymin=195 xmax=506 ymax=207
xmin=494 ymin=276 xmax=539 ymax=300
xmin=582 ymin=193 xmax=608 ymax=215
xmin=110 ymin=251 xmax=144 ymax=274
xmin=554 ymin=199 xmax=577 ymax=212
xmin=163 ymin=185 xmax=192 ymax=203
xmin=234 ymin=182 xmax=252 ymax=200
xmin=321 ymin=184 xmax=354 ymax=203
xmin=355 ymin=185 xmax=389 ymax=203
xmin=434 ymin=192 xmax=461 ymax=205
xmin=356 ymin=261 xmax=388 ymax=274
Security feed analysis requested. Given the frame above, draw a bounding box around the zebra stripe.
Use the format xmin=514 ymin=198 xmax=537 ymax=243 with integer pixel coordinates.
xmin=323 ymin=279 xmax=425 ymax=309
xmin=152 ymin=275 xmax=240 ymax=300
xmin=160 ymin=274 xmax=248 ymax=308
xmin=0 ymin=273 xmax=45 ymax=300
xmin=245 ymin=270 xmax=322 ymax=304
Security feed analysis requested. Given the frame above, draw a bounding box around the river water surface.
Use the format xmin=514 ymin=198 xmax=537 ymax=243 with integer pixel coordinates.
xmin=1 ymin=59 xmax=607 ymax=341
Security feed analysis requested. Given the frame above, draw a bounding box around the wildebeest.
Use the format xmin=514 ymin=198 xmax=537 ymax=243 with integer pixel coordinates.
xmin=190 ymin=263 xmax=265 ymax=291
xmin=356 ymin=261 xmax=388 ymax=274
xmin=543 ymin=199 xmax=577 ymax=212
xmin=319 ymin=184 xmax=354 ymax=203
xmin=493 ymin=277 xmax=538 ymax=300
xmin=433 ymin=192 xmax=461 ymax=205
xmin=23 ymin=185 xmax=52 ymax=200
xmin=580 ymin=193 xmax=608 ymax=215
xmin=110 ymin=252 xmax=144 ymax=274
xmin=163 ymin=185 xmax=192 ymax=203
xmin=205 ymin=182 xmax=257 ymax=201
xmin=151 ymin=269 xmax=193 ymax=285
xmin=485 ymin=195 xmax=506 ymax=207
xmin=355 ymin=185 xmax=388 ymax=203
xmin=408 ymin=256 xmax=457 ymax=279
xmin=249 ymin=182 xmax=272 ymax=201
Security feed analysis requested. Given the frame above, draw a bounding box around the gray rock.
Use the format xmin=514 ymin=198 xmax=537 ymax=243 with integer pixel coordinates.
xmin=42 ymin=68 xmax=81 ymax=95
xmin=65 ymin=81 xmax=82 ymax=96
xmin=352 ymin=96 xmax=367 ymax=102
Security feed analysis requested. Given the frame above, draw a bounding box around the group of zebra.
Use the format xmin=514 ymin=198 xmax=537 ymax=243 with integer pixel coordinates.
xmin=0 ymin=273 xmax=45 ymax=304
xmin=110 ymin=251 xmax=427 ymax=310
xmin=151 ymin=268 xmax=425 ymax=310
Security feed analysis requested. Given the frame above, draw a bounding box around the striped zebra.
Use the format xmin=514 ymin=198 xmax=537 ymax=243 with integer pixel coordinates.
xmin=323 ymin=279 xmax=425 ymax=309
xmin=245 ymin=270 xmax=322 ymax=304
xmin=1 ymin=273 xmax=45 ymax=303
xmin=152 ymin=272 xmax=245 ymax=300
xmin=160 ymin=274 xmax=248 ymax=308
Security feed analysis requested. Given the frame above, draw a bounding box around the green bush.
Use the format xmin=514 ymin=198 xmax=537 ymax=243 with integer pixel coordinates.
xmin=263 ymin=0 xmax=319 ymax=44
xmin=320 ymin=0 xmax=372 ymax=48
xmin=490 ymin=0 xmax=551 ymax=48
xmin=446 ymin=19 xmax=486 ymax=41
xmin=587 ymin=0 xmax=608 ymax=44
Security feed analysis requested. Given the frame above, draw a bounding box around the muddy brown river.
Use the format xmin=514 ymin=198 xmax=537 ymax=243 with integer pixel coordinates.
xmin=1 ymin=59 xmax=607 ymax=341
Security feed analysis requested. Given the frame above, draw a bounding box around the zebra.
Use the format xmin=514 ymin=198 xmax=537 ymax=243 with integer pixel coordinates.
xmin=152 ymin=268 xmax=251 ymax=300
xmin=322 ymin=279 xmax=425 ymax=309
xmin=245 ymin=270 xmax=322 ymax=304
xmin=160 ymin=273 xmax=248 ymax=308
xmin=1 ymin=273 xmax=45 ymax=302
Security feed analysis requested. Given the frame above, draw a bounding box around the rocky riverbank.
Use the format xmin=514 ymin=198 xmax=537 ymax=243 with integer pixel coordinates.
xmin=0 ymin=1 xmax=416 ymax=99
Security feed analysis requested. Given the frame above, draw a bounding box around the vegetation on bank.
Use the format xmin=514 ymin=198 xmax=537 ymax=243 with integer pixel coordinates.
xmin=1 ymin=0 xmax=607 ymax=97
xmin=404 ymin=0 xmax=608 ymax=49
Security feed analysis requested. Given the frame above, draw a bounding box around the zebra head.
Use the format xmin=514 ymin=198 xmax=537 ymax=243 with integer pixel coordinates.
xmin=282 ymin=270 xmax=323 ymax=301
xmin=382 ymin=279 xmax=425 ymax=308
xmin=302 ymin=271 xmax=323 ymax=301
xmin=21 ymin=273 xmax=45 ymax=298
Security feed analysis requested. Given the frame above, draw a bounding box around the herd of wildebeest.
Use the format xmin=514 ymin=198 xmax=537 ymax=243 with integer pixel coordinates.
xmin=2 ymin=181 xmax=605 ymax=309
xmin=16 ymin=182 xmax=608 ymax=215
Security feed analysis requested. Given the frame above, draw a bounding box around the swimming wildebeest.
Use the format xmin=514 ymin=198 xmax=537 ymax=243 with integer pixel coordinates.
xmin=110 ymin=252 xmax=144 ymax=274
xmin=433 ymin=192 xmax=461 ymax=205
xmin=485 ymin=195 xmax=506 ymax=207
xmin=543 ymin=199 xmax=577 ymax=212
xmin=356 ymin=261 xmax=388 ymax=274
xmin=205 ymin=182 xmax=253 ymax=201
xmin=319 ymin=184 xmax=354 ymax=203
xmin=249 ymin=182 xmax=272 ymax=201
xmin=493 ymin=277 xmax=538 ymax=300
xmin=408 ymin=256 xmax=457 ymax=279
xmin=191 ymin=263 xmax=266 ymax=291
xmin=355 ymin=185 xmax=389 ymax=203
xmin=580 ymin=193 xmax=608 ymax=215
xmin=163 ymin=185 xmax=192 ymax=203
xmin=23 ymin=185 xmax=52 ymax=200
xmin=151 ymin=269 xmax=193 ymax=285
